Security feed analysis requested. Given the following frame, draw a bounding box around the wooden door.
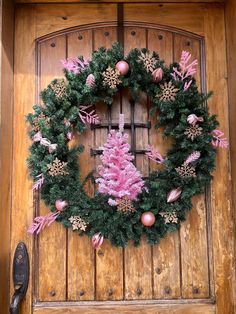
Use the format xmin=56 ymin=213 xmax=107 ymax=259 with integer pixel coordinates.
xmin=12 ymin=3 xmax=234 ymax=314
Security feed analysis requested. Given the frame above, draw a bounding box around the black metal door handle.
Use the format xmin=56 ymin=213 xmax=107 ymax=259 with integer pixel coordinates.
xmin=10 ymin=242 xmax=29 ymax=314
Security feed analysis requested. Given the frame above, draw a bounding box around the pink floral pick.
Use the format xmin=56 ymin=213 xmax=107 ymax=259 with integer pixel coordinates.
xmin=28 ymin=211 xmax=60 ymax=235
xmin=171 ymin=51 xmax=198 ymax=84
xmin=212 ymin=129 xmax=229 ymax=148
xmin=145 ymin=145 xmax=165 ymax=164
xmin=79 ymin=105 xmax=100 ymax=125
xmin=61 ymin=57 xmax=90 ymax=74
xmin=32 ymin=173 xmax=45 ymax=191
xmin=185 ymin=151 xmax=201 ymax=164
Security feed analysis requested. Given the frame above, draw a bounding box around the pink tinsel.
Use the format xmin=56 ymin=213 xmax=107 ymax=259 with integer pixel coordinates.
xmin=171 ymin=51 xmax=198 ymax=84
xmin=32 ymin=173 xmax=45 ymax=191
xmin=79 ymin=105 xmax=100 ymax=125
xmin=33 ymin=132 xmax=57 ymax=153
xmin=185 ymin=151 xmax=201 ymax=164
xmin=212 ymin=129 xmax=229 ymax=148
xmin=28 ymin=211 xmax=60 ymax=234
xmin=145 ymin=145 xmax=165 ymax=164
xmin=61 ymin=57 xmax=90 ymax=74
xmin=96 ymin=115 xmax=144 ymax=205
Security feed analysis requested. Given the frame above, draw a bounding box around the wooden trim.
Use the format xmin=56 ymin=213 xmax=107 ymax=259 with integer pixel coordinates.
xmin=0 ymin=0 xmax=14 ymax=312
xmin=15 ymin=0 xmax=225 ymax=3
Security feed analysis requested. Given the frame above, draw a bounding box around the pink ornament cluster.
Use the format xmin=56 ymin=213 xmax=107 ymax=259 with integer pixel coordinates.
xmin=96 ymin=116 xmax=145 ymax=206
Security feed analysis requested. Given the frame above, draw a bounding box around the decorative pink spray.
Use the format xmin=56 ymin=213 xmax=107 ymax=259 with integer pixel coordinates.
xmin=28 ymin=211 xmax=60 ymax=235
xmin=32 ymin=173 xmax=45 ymax=191
xmin=145 ymin=145 xmax=165 ymax=164
xmin=61 ymin=57 xmax=90 ymax=74
xmin=185 ymin=151 xmax=201 ymax=164
xmin=79 ymin=105 xmax=100 ymax=124
xmin=96 ymin=114 xmax=145 ymax=206
xmin=212 ymin=129 xmax=229 ymax=148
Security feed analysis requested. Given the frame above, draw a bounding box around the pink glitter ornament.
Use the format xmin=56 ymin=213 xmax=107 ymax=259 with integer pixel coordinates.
xmin=115 ymin=60 xmax=129 ymax=75
xmin=152 ymin=67 xmax=164 ymax=82
xmin=141 ymin=212 xmax=156 ymax=227
xmin=55 ymin=200 xmax=68 ymax=211
xmin=92 ymin=232 xmax=104 ymax=249
xmin=86 ymin=74 xmax=95 ymax=87
xmin=167 ymin=187 xmax=182 ymax=203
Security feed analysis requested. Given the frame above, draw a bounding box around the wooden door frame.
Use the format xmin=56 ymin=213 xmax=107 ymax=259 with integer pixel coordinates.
xmin=0 ymin=1 xmax=235 ymax=314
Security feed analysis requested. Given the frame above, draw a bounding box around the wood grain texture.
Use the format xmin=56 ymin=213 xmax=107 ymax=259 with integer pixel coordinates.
xmin=225 ymin=1 xmax=236 ymax=309
xmin=16 ymin=0 xmax=224 ymax=3
xmin=0 ymin=0 xmax=14 ymax=312
xmin=204 ymin=4 xmax=235 ymax=313
xmin=67 ymin=29 xmax=95 ymax=302
xmin=12 ymin=5 xmax=36 ymax=314
xmin=33 ymin=302 xmax=216 ymax=314
xmin=37 ymin=35 xmax=67 ymax=301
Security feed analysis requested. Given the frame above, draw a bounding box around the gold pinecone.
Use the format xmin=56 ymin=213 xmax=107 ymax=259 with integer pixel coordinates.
xmin=184 ymin=124 xmax=203 ymax=141
xmin=68 ymin=216 xmax=88 ymax=231
xmin=159 ymin=211 xmax=178 ymax=224
xmin=50 ymin=79 xmax=67 ymax=98
xmin=156 ymin=81 xmax=179 ymax=102
xmin=32 ymin=113 xmax=50 ymax=132
xmin=175 ymin=163 xmax=196 ymax=178
xmin=117 ymin=196 xmax=136 ymax=213
xmin=102 ymin=66 xmax=122 ymax=89
xmin=138 ymin=51 xmax=157 ymax=73
xmin=47 ymin=157 xmax=69 ymax=176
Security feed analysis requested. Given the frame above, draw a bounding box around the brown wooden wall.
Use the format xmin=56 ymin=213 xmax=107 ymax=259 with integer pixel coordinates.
xmin=0 ymin=0 xmax=14 ymax=313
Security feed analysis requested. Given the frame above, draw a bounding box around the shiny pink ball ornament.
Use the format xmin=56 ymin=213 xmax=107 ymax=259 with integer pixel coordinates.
xmin=115 ymin=61 xmax=129 ymax=75
xmin=55 ymin=200 xmax=68 ymax=211
xmin=167 ymin=187 xmax=182 ymax=203
xmin=141 ymin=211 xmax=156 ymax=227
xmin=92 ymin=232 xmax=104 ymax=249
xmin=152 ymin=67 xmax=164 ymax=82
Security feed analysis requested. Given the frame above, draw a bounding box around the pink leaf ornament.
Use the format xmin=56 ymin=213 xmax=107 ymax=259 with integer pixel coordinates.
xmin=185 ymin=151 xmax=201 ymax=164
xmin=28 ymin=211 xmax=60 ymax=235
xmin=167 ymin=187 xmax=182 ymax=203
xmin=79 ymin=105 xmax=100 ymax=125
xmin=171 ymin=51 xmax=198 ymax=82
xmin=61 ymin=57 xmax=90 ymax=74
xmin=32 ymin=173 xmax=45 ymax=191
xmin=212 ymin=129 xmax=229 ymax=148
xmin=145 ymin=145 xmax=165 ymax=164
xmin=92 ymin=232 xmax=104 ymax=249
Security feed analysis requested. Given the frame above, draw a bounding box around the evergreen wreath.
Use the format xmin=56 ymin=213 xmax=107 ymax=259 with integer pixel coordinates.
xmin=27 ymin=43 xmax=228 ymax=248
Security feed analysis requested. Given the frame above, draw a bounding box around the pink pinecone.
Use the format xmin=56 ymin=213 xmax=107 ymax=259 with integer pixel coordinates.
xmin=86 ymin=74 xmax=95 ymax=87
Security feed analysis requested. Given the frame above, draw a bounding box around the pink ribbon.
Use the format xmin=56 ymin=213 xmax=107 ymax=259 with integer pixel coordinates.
xmin=33 ymin=132 xmax=57 ymax=153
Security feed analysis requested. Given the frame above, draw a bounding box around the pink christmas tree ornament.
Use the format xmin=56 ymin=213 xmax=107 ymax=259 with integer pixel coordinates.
xmin=96 ymin=114 xmax=145 ymax=206
xmin=167 ymin=187 xmax=182 ymax=203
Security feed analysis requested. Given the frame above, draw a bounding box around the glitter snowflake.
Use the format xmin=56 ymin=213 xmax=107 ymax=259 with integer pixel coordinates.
xmin=69 ymin=216 xmax=88 ymax=231
xmin=159 ymin=211 xmax=178 ymax=224
xmin=50 ymin=79 xmax=67 ymax=98
xmin=157 ymin=81 xmax=179 ymax=102
xmin=117 ymin=196 xmax=136 ymax=213
xmin=102 ymin=66 xmax=121 ymax=89
xmin=138 ymin=51 xmax=157 ymax=73
xmin=184 ymin=124 xmax=202 ymax=141
xmin=47 ymin=158 xmax=69 ymax=176
xmin=32 ymin=113 xmax=50 ymax=132
xmin=175 ymin=163 xmax=196 ymax=178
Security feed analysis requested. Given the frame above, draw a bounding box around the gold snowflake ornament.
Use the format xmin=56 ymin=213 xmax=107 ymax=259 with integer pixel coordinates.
xmin=47 ymin=157 xmax=69 ymax=176
xmin=157 ymin=81 xmax=179 ymax=102
xmin=117 ymin=196 xmax=136 ymax=213
xmin=69 ymin=216 xmax=88 ymax=231
xmin=32 ymin=113 xmax=50 ymax=132
xmin=50 ymin=79 xmax=67 ymax=98
xmin=175 ymin=163 xmax=196 ymax=178
xmin=159 ymin=211 xmax=178 ymax=224
xmin=102 ymin=66 xmax=122 ymax=89
xmin=138 ymin=51 xmax=157 ymax=73
xmin=184 ymin=124 xmax=203 ymax=141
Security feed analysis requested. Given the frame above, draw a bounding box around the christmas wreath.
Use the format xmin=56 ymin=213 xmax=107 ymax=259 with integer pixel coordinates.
xmin=27 ymin=43 xmax=228 ymax=248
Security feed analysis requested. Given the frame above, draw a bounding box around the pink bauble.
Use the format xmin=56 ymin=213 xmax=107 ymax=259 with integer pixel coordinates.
xmin=115 ymin=61 xmax=129 ymax=75
xmin=55 ymin=200 xmax=68 ymax=211
xmin=152 ymin=67 xmax=164 ymax=82
xmin=167 ymin=187 xmax=182 ymax=203
xmin=141 ymin=212 xmax=156 ymax=227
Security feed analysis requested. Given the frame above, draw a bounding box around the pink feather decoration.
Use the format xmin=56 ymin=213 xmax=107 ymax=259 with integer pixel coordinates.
xmin=32 ymin=173 xmax=45 ymax=191
xmin=171 ymin=51 xmax=198 ymax=83
xmin=79 ymin=105 xmax=100 ymax=124
xmin=212 ymin=129 xmax=229 ymax=148
xmin=167 ymin=187 xmax=182 ymax=203
xmin=86 ymin=74 xmax=95 ymax=87
xmin=145 ymin=145 xmax=165 ymax=164
xmin=28 ymin=211 xmax=60 ymax=235
xmin=185 ymin=151 xmax=201 ymax=164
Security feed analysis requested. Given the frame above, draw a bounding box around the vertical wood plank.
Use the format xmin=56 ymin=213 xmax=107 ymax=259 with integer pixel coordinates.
xmin=173 ymin=34 xmax=210 ymax=299
xmin=12 ymin=5 xmax=36 ymax=313
xmin=147 ymin=29 xmax=181 ymax=299
xmin=38 ymin=35 xmax=67 ymax=301
xmin=124 ymin=27 xmax=152 ymax=300
xmin=67 ymin=30 xmax=95 ymax=301
xmin=93 ymin=27 xmax=124 ymax=301
xmin=204 ymin=4 xmax=234 ymax=313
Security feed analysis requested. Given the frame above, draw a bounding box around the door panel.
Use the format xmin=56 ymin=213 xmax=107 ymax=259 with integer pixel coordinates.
xmin=12 ymin=3 xmax=234 ymax=314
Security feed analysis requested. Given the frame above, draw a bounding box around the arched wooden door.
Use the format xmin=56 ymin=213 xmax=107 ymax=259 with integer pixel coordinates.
xmin=12 ymin=3 xmax=234 ymax=314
